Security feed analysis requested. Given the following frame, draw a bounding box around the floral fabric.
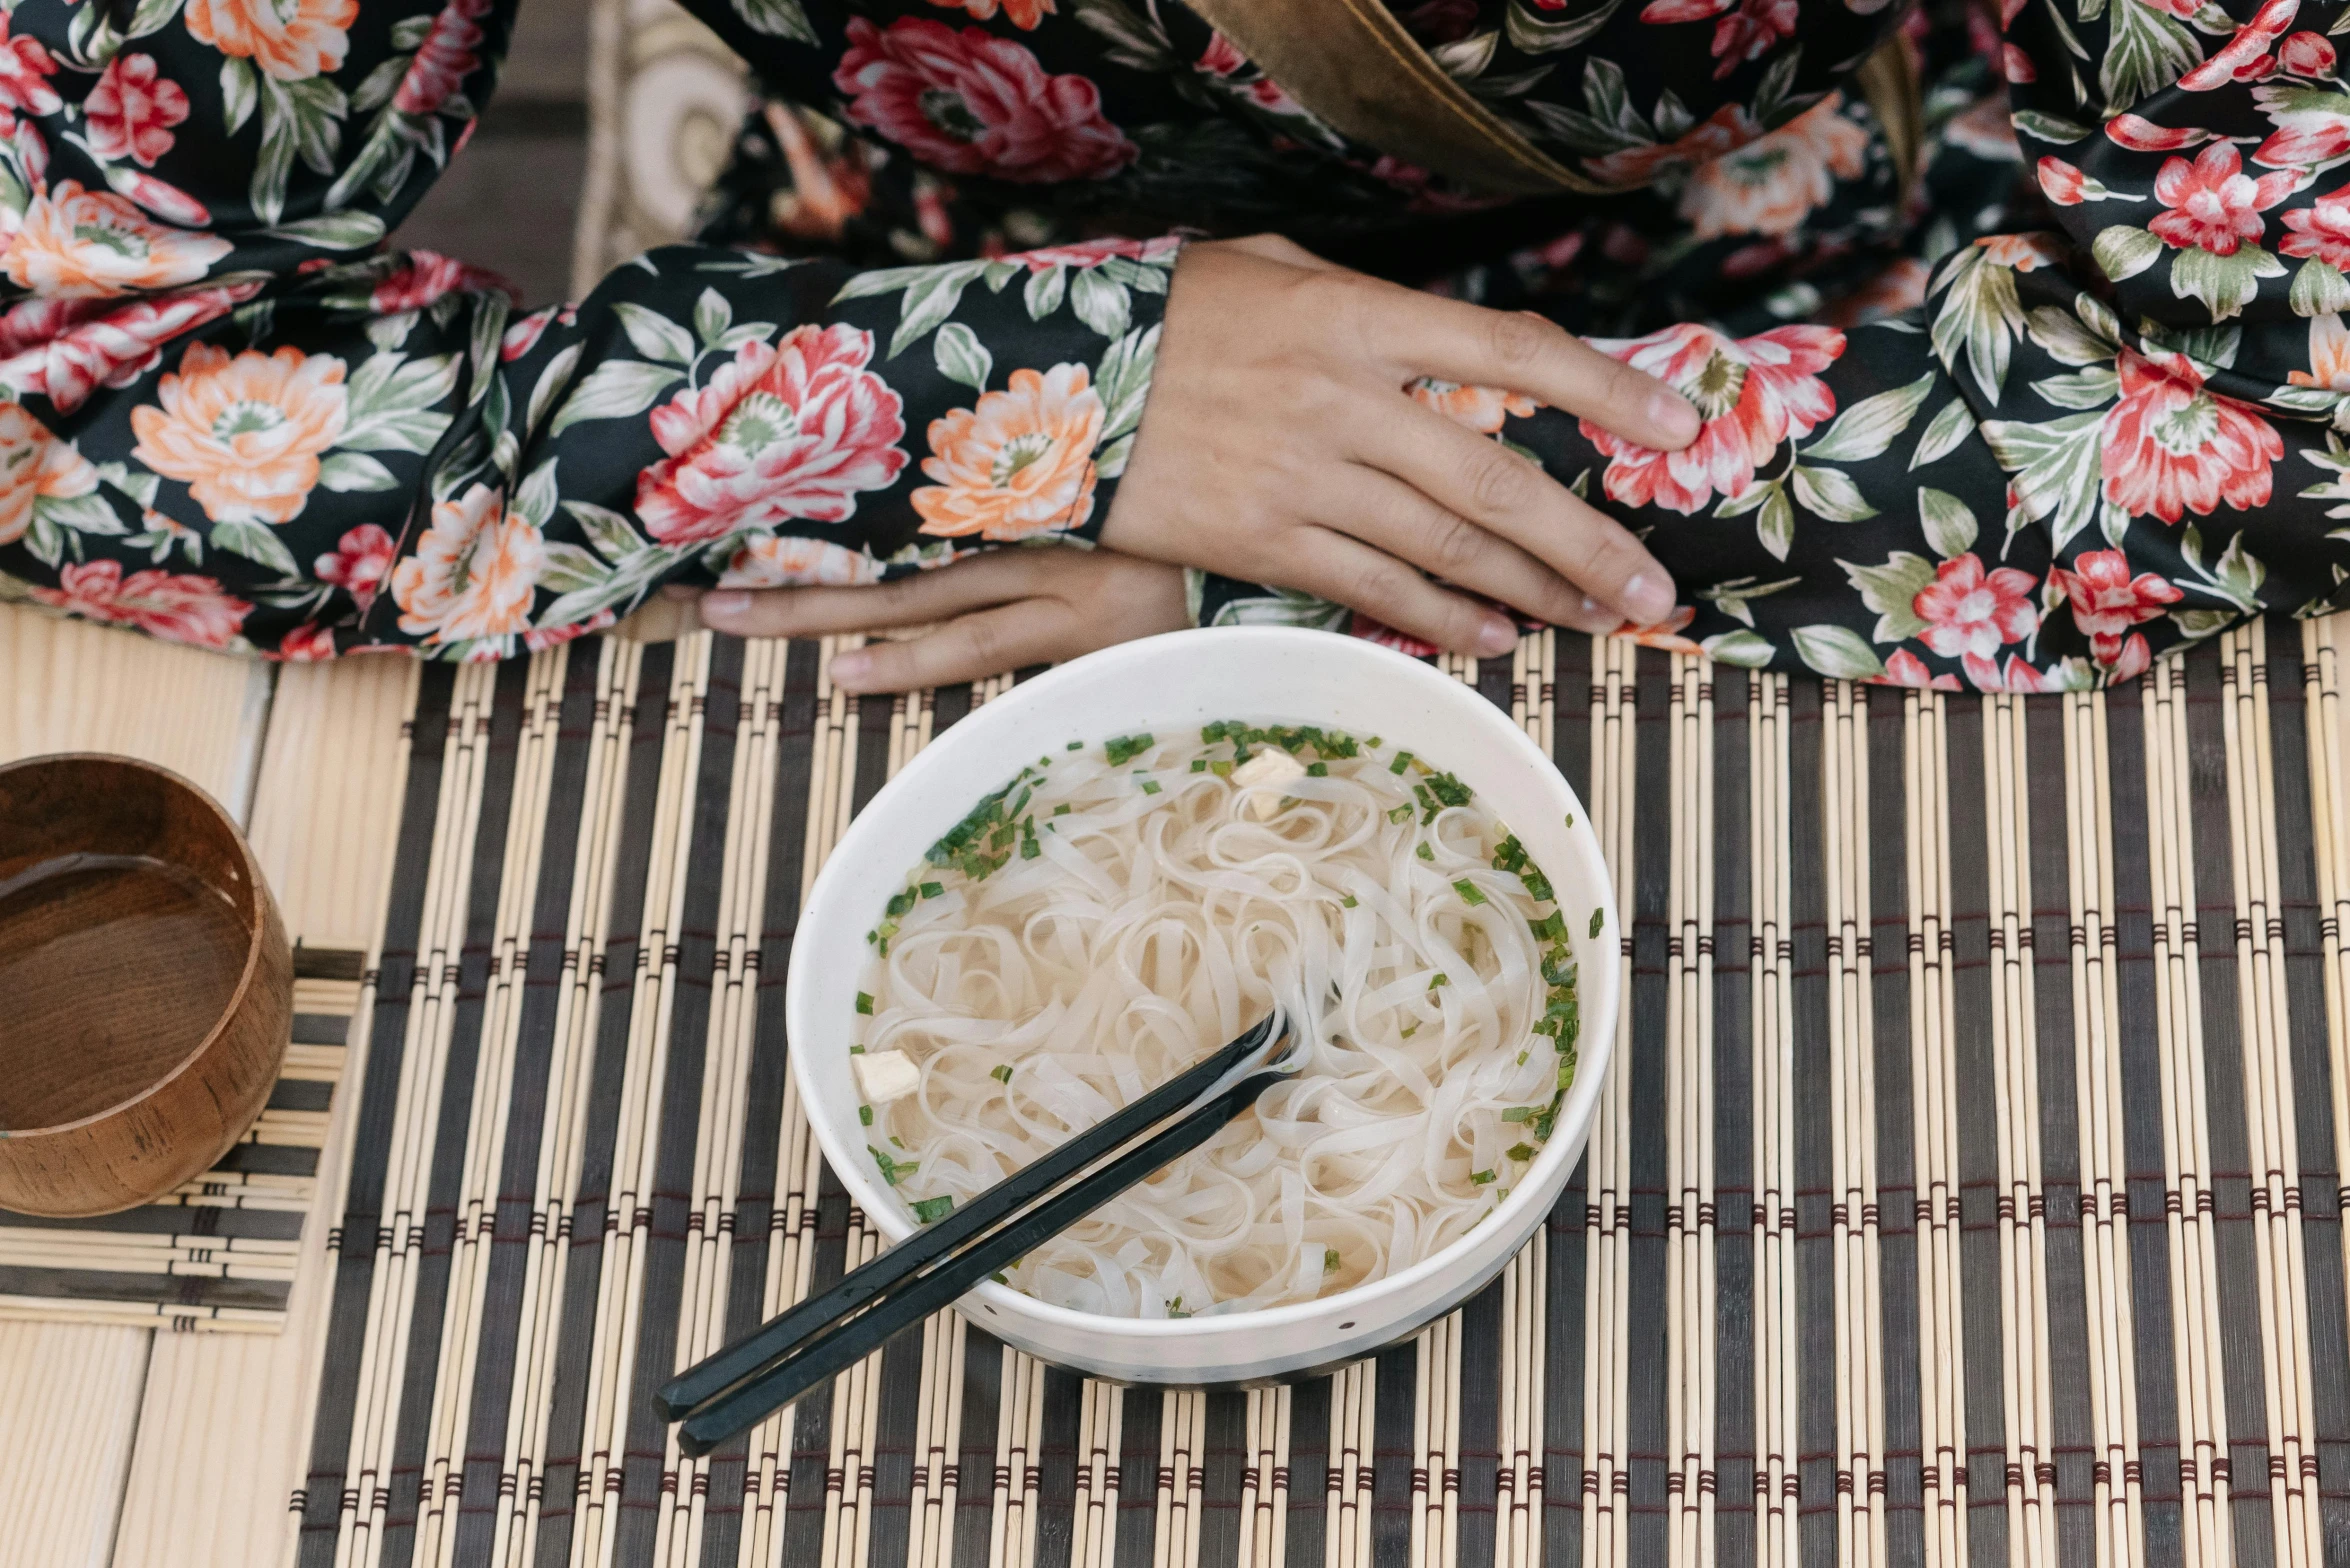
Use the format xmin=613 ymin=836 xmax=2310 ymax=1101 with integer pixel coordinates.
xmin=0 ymin=0 xmax=2345 ymax=687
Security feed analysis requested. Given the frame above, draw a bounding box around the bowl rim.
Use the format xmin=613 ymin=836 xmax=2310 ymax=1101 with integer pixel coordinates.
xmin=786 ymin=626 xmax=1620 ymax=1344
xmin=0 ymin=751 xmax=269 ymax=1138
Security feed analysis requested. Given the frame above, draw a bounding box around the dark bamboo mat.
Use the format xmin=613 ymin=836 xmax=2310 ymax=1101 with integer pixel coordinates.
xmin=0 ymin=948 xmax=358 ymax=1333
xmin=278 ymin=624 xmax=2350 ymax=1568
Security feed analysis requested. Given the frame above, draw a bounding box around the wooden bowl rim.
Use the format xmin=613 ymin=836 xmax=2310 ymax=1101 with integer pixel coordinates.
xmin=0 ymin=751 xmax=272 ymax=1140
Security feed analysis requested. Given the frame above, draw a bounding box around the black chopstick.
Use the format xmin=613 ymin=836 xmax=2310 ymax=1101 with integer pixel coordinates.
xmin=675 ymin=1066 xmax=1288 ymax=1458
xmin=655 ymin=1010 xmax=1288 ymax=1426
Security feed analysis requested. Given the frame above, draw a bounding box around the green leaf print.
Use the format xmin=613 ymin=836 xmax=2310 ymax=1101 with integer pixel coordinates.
xmin=1791 ymin=624 xmax=1887 ymax=681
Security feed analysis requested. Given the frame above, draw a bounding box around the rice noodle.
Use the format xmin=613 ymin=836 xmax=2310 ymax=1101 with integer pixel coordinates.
xmin=855 ymin=725 xmax=1582 ymax=1319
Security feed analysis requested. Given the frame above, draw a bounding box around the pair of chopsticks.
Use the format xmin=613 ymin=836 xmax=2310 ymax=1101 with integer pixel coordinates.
xmin=657 ymin=1009 xmax=1295 ymax=1457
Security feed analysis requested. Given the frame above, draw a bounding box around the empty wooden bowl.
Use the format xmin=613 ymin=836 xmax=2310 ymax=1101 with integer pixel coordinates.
xmin=0 ymin=754 xmax=291 ymax=1216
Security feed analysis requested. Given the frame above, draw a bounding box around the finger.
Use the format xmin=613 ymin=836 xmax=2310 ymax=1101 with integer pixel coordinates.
xmin=829 ymin=600 xmax=1084 ymax=693
xmin=1276 ymin=528 xmax=1521 ymax=658
xmin=1372 ymin=289 xmax=1699 ymax=450
xmin=1356 ymin=398 xmax=1677 ymax=626
xmin=1316 ymin=465 xmax=1619 ymax=634
xmin=697 ymin=553 xmax=1039 ymax=639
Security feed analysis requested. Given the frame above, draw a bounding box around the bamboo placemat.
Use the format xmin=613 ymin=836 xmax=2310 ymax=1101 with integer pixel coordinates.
xmin=247 ymin=623 xmax=2350 ymax=1568
xmin=0 ymin=948 xmax=358 ymax=1333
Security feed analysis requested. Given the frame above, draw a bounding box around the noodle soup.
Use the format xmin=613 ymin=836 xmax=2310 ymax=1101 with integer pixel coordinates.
xmin=850 ymin=722 xmax=1585 ymax=1320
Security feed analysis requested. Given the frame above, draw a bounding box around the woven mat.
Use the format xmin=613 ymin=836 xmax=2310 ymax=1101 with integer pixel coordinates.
xmin=0 ymin=951 xmax=356 ymax=1332
xmin=278 ymin=625 xmax=2350 ymax=1568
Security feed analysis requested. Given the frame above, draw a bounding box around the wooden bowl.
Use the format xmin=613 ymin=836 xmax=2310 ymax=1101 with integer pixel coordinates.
xmin=0 ymin=754 xmax=291 ymax=1216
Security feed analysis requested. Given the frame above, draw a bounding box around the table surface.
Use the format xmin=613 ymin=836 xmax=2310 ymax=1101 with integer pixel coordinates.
xmin=0 ymin=603 xmax=416 ymax=1568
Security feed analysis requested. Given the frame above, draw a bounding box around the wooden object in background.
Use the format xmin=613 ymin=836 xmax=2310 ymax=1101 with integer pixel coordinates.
xmin=0 ymin=754 xmax=291 ymax=1217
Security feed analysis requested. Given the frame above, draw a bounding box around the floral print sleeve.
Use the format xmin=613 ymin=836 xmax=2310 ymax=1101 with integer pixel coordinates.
xmin=1186 ymin=0 xmax=2350 ymax=690
xmin=17 ymin=0 xmax=2350 ymax=685
xmin=0 ymin=0 xmax=1174 ymax=658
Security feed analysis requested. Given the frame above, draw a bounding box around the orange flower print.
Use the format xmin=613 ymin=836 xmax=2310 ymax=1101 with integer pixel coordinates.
xmin=1620 ymin=604 xmax=1702 ymax=656
xmin=1410 ymin=378 xmax=1538 ymax=435
xmin=184 ymin=0 xmax=358 ymax=82
xmin=718 ymin=532 xmax=886 ymax=589
xmin=2 ymin=182 xmax=232 ymax=299
xmin=1681 ymin=95 xmax=1869 ymax=240
xmin=130 ymin=342 xmax=347 ymax=525
xmin=390 ymin=482 xmax=546 ymax=647
xmin=0 ymin=402 xmax=99 ymax=547
xmin=927 ymin=0 xmax=1055 ymax=26
xmin=912 ymin=364 xmax=1105 ymax=541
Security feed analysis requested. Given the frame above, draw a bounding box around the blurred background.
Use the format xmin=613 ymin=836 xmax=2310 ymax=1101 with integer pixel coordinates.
xmin=391 ymin=0 xmax=591 ymax=306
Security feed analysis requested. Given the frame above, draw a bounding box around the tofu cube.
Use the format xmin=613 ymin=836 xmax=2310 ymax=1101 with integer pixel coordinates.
xmin=853 ymin=1049 xmax=922 ymax=1103
xmin=1231 ymin=748 xmax=1309 ymax=819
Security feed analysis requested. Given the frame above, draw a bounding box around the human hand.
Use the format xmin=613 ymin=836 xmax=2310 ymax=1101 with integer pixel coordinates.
xmin=1103 ymin=234 xmax=1698 ymax=657
xmin=692 ymin=545 xmax=1188 ymax=692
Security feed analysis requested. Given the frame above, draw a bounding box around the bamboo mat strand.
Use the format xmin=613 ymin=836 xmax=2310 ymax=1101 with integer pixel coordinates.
xmin=27 ymin=622 xmax=2299 ymax=1568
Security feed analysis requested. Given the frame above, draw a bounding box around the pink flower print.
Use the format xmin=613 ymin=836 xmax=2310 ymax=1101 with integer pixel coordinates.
xmin=370 ymin=250 xmax=516 ymax=314
xmin=2279 ymin=29 xmax=2336 ymax=75
xmin=2100 ymin=348 xmax=2281 ymax=522
xmin=2149 ymin=142 xmax=2295 ymax=254
xmin=635 ymin=323 xmax=909 ymax=547
xmin=0 ymin=14 xmax=59 ymax=128
xmin=1639 ymin=0 xmax=1798 ymax=80
xmin=84 ymin=54 xmax=188 ymax=167
xmin=2049 ymin=548 xmax=2185 ymax=664
xmin=1914 ymin=554 xmax=2039 ymax=662
xmin=1870 ymin=649 xmax=1962 ymax=691
xmin=2179 ymin=0 xmax=2298 ymax=90
xmin=394 ymin=0 xmax=491 ymax=115
xmin=316 ymin=523 xmax=396 ymax=608
xmin=833 ymin=18 xmax=1135 ymax=184
xmin=1579 ymin=322 xmax=1845 ymax=514
xmin=2280 ymin=187 xmax=2350 ymax=266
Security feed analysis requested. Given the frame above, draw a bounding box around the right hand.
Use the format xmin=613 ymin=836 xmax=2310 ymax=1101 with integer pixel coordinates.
xmin=1101 ymin=234 xmax=1702 ymax=658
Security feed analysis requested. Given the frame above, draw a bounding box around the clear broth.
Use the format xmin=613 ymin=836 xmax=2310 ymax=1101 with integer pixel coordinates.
xmin=0 ymin=854 xmax=248 ymax=1131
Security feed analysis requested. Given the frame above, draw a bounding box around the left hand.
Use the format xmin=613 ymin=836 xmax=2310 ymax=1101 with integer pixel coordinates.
xmin=690 ymin=546 xmax=1190 ymax=692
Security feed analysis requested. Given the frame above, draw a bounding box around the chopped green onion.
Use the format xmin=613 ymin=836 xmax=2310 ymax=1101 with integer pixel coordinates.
xmin=1428 ymin=972 xmax=1448 ymax=990
xmin=1387 ymin=804 xmax=1414 ymax=823
xmin=869 ymin=1146 xmax=916 ymax=1185
xmin=1367 ymin=736 xmax=1383 ymax=748
xmin=911 ymin=1195 xmax=955 ymax=1225
xmin=1502 ymin=1106 xmax=1538 ymax=1122
xmin=1104 ymin=733 xmax=1154 ymax=765
xmin=1054 ymin=802 xmax=1071 ymax=816
xmin=920 ymin=881 xmax=944 ymax=900
xmin=1323 ymin=1248 xmax=1342 ymax=1274
xmin=1507 ymin=1142 xmax=1536 ymax=1163
xmin=1389 ymin=751 xmax=1414 ymax=775
xmin=1589 ymin=908 xmax=1605 ymax=939
xmin=1416 ymin=841 xmax=1434 ymax=861
xmin=1340 ymin=894 xmax=1358 ymax=909
xmin=1191 ymin=758 xmax=1208 ymax=772
xmin=1306 ymin=761 xmax=1328 ymax=777
xmin=1139 ymin=777 xmax=1162 ymax=795
xmin=1522 ymin=869 xmax=1555 ymax=903
xmin=1400 ymin=1023 xmax=1418 ymax=1039
xmin=992 ymin=1064 xmax=1013 ymax=1083
xmin=1470 ymin=1168 xmax=1496 ymax=1186
xmin=1068 ymin=740 xmax=1083 ymax=750
xmin=855 ymin=992 xmax=874 ymax=1015
xmin=1452 ymin=878 xmax=1487 ymax=907
xmin=858 ymin=1105 xmax=872 ymax=1125
xmin=1209 ymin=759 xmax=1234 ymax=777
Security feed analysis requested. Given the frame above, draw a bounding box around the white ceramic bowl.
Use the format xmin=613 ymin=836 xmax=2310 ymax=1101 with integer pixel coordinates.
xmin=787 ymin=627 xmax=1618 ymax=1385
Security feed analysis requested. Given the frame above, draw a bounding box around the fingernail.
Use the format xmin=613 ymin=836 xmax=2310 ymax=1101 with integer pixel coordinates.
xmin=1579 ymin=594 xmax=1613 ymax=626
xmin=702 ymin=590 xmax=751 ymax=621
xmin=831 ymin=648 xmax=873 ymax=684
xmin=1622 ymin=574 xmax=1676 ymax=625
xmin=1649 ymin=391 xmax=1701 ymax=444
xmin=1476 ymin=616 xmax=1517 ymax=656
